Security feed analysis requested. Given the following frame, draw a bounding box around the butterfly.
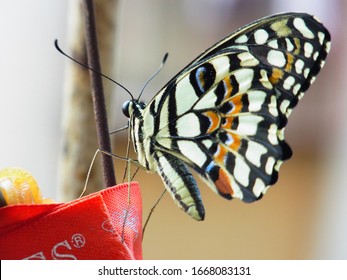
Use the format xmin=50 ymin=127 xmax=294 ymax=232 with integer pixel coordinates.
xmin=122 ymin=12 xmax=331 ymax=221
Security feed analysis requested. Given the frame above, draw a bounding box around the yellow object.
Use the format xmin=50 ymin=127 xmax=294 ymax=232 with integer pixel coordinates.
xmin=0 ymin=167 xmax=53 ymax=206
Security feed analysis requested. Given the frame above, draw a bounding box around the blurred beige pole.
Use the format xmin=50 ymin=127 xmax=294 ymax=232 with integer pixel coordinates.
xmin=314 ymin=2 xmax=347 ymax=259
xmin=59 ymin=0 xmax=118 ymax=201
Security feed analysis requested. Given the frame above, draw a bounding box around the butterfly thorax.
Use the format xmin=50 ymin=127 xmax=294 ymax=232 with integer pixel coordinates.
xmin=123 ymin=100 xmax=157 ymax=172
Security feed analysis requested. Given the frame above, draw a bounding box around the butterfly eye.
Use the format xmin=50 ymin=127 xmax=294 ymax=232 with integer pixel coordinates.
xmin=122 ymin=100 xmax=131 ymax=118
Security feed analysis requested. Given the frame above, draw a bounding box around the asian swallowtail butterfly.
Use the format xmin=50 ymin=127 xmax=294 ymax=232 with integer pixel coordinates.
xmin=122 ymin=12 xmax=331 ymax=221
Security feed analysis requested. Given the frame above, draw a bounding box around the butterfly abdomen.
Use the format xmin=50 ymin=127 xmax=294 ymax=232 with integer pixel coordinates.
xmin=154 ymin=151 xmax=205 ymax=220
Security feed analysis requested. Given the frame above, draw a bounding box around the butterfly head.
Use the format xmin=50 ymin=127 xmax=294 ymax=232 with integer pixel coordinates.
xmin=122 ymin=100 xmax=146 ymax=119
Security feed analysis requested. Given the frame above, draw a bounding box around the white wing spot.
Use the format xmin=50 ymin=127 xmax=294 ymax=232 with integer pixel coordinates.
xmin=234 ymin=157 xmax=250 ymax=187
xmin=177 ymin=140 xmax=207 ymax=167
xmin=295 ymin=59 xmax=304 ymax=74
xmin=247 ymin=90 xmax=266 ymax=112
xmin=313 ymin=51 xmax=319 ymax=60
xmin=176 ymin=113 xmax=201 ymax=137
xmin=285 ymin=108 xmax=293 ymax=118
xmin=175 ymin=76 xmax=198 ymax=116
xmin=268 ymin=124 xmax=278 ymax=145
xmin=245 ymin=141 xmax=267 ymax=168
xmin=153 ymin=91 xmax=164 ymax=113
xmin=202 ymin=139 xmax=214 ymax=149
xmin=235 ymin=34 xmax=248 ymax=43
xmin=259 ymin=69 xmax=273 ymax=89
xmin=236 ymin=115 xmax=263 ymax=136
xmin=234 ymin=68 xmax=254 ymax=93
xmin=194 ymin=89 xmax=218 ymax=110
xmin=283 ymin=76 xmax=295 ymax=90
xmin=253 ymin=178 xmax=266 ymax=197
xmin=267 ymin=40 xmax=278 ymax=49
xmin=238 ymin=52 xmax=259 ymax=67
xmin=269 ymin=95 xmax=278 ymax=117
xmin=210 ymin=55 xmax=231 ymax=76
xmin=293 ymin=18 xmax=314 ymax=39
xmin=280 ymin=99 xmax=290 ymax=115
xmin=254 ymin=29 xmax=269 ymax=44
xmin=274 ymin=160 xmax=283 ymax=172
xmin=318 ymin=31 xmax=325 ymax=45
xmin=277 ymin=128 xmax=285 ymax=141
xmin=293 ymin=83 xmax=301 ymax=95
xmin=267 ymin=50 xmax=286 ymax=67
xmin=265 ymin=156 xmax=276 ymax=175
xmin=285 ymin=38 xmax=294 ymax=51
xmin=158 ymin=97 xmax=170 ymax=130
xmin=298 ymin=91 xmax=305 ymax=100
xmin=304 ymin=42 xmax=314 ymax=58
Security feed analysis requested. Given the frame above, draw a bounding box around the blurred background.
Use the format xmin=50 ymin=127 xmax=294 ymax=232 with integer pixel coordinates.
xmin=0 ymin=0 xmax=346 ymax=259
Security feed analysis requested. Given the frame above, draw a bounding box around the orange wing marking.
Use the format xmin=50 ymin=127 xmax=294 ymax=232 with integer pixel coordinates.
xmin=202 ymin=111 xmax=221 ymax=133
xmin=285 ymin=53 xmax=294 ymax=72
xmin=222 ymin=76 xmax=234 ymax=99
xmin=293 ymin=38 xmax=301 ymax=55
xmin=215 ymin=168 xmax=234 ymax=196
xmin=269 ymin=68 xmax=284 ymax=85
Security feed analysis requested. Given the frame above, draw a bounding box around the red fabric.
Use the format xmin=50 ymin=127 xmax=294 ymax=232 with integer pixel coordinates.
xmin=0 ymin=182 xmax=142 ymax=260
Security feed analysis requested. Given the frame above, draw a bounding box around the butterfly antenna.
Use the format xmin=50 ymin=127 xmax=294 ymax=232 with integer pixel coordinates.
xmin=54 ymin=39 xmax=134 ymax=100
xmin=137 ymin=52 xmax=168 ymax=101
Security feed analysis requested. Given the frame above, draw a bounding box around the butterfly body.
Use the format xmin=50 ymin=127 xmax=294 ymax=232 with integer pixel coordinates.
xmin=123 ymin=13 xmax=331 ymax=221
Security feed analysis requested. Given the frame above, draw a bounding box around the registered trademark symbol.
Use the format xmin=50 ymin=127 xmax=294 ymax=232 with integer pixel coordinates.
xmin=71 ymin=233 xmax=85 ymax=248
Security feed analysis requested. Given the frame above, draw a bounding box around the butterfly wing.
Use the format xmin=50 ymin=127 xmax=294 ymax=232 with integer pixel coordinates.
xmin=140 ymin=12 xmax=330 ymax=219
xmin=166 ymin=12 xmax=330 ymax=80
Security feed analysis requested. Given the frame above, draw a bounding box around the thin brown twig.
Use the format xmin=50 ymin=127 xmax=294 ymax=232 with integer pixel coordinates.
xmin=82 ymin=0 xmax=116 ymax=187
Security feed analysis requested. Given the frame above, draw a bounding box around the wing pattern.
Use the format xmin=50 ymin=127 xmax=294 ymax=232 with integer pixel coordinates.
xmin=125 ymin=13 xmax=331 ymax=220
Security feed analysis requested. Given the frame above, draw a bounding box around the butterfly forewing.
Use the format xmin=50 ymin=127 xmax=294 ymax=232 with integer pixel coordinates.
xmin=127 ymin=13 xmax=330 ymax=220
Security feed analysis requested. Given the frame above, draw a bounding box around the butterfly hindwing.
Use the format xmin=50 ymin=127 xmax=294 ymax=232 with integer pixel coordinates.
xmin=154 ymin=52 xmax=284 ymax=203
xmin=127 ymin=13 xmax=330 ymax=220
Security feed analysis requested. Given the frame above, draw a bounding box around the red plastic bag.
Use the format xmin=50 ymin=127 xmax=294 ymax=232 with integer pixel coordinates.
xmin=0 ymin=182 xmax=142 ymax=260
